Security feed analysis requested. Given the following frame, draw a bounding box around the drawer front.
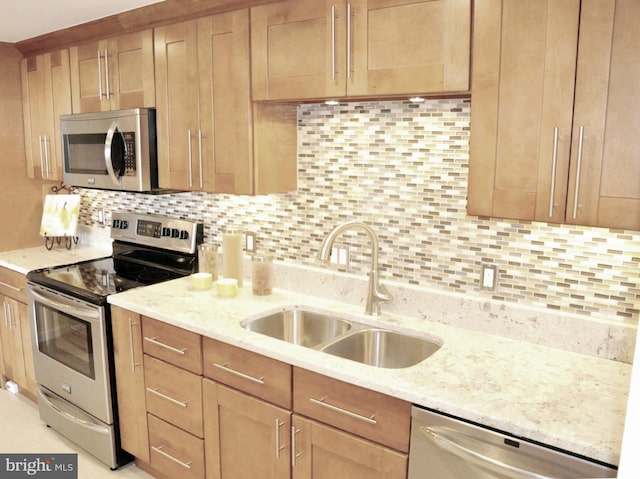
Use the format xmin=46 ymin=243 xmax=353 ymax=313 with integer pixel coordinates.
xmin=148 ymin=414 xmax=205 ymax=479
xmin=0 ymin=267 xmax=27 ymax=303
xmin=293 ymin=367 xmax=411 ymax=453
xmin=203 ymin=337 xmax=292 ymax=409
xmin=144 ymin=355 xmax=203 ymax=438
xmin=142 ymin=316 xmax=202 ymax=374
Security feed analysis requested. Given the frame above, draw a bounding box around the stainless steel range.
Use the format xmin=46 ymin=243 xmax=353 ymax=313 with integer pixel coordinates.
xmin=26 ymin=212 xmax=203 ymax=469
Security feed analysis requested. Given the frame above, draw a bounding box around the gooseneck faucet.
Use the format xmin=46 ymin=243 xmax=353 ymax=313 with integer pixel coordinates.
xmin=318 ymin=221 xmax=393 ymax=316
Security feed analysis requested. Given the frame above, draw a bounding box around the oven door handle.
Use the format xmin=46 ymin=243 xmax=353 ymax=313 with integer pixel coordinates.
xmin=29 ymin=287 xmax=100 ymax=321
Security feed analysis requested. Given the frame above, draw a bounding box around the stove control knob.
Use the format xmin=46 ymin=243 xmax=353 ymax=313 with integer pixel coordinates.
xmin=120 ymin=220 xmax=128 ymax=229
xmin=179 ymin=230 xmax=189 ymax=240
xmin=171 ymin=228 xmax=180 ymax=238
xmin=162 ymin=227 xmax=171 ymax=237
xmin=112 ymin=220 xmax=120 ymax=229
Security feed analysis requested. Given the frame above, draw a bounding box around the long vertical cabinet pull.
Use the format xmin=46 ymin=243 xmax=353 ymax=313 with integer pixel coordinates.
xmin=97 ymin=51 xmax=104 ymax=100
xmin=331 ymin=5 xmax=337 ymax=80
xmin=187 ymin=129 xmax=194 ymax=188
xmin=43 ymin=136 xmax=50 ymax=178
xmin=291 ymin=425 xmax=301 ymax=467
xmin=128 ymin=318 xmax=139 ymax=372
xmin=197 ymin=129 xmax=203 ymax=190
xmin=38 ymin=136 xmax=45 ymax=177
xmin=572 ymin=125 xmax=585 ymax=219
xmin=104 ymin=49 xmax=111 ymax=100
xmin=347 ymin=3 xmax=353 ymax=80
xmin=275 ymin=419 xmax=287 ymax=459
xmin=548 ymin=127 xmax=559 ymax=217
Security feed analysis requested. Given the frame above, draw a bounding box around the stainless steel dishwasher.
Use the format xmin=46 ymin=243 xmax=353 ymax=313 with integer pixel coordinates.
xmin=408 ymin=406 xmax=617 ymax=479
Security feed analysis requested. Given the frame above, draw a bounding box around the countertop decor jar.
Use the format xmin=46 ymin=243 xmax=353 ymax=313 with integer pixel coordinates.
xmin=198 ymin=243 xmax=218 ymax=279
xmin=251 ymin=255 xmax=273 ymax=296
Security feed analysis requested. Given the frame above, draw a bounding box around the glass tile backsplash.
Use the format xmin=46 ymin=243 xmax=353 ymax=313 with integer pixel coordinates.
xmin=78 ymin=99 xmax=639 ymax=323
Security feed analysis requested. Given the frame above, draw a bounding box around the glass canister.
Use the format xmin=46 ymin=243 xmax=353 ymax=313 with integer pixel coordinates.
xmin=251 ymin=255 xmax=273 ymax=295
xmin=198 ymin=243 xmax=218 ymax=279
xmin=223 ymin=230 xmax=243 ymax=287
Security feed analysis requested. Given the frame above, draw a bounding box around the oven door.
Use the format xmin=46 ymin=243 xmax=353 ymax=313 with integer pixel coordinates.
xmin=28 ymin=283 xmax=113 ymax=424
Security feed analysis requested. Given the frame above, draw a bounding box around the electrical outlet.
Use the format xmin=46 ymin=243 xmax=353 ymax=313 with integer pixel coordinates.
xmin=245 ymin=232 xmax=256 ymax=253
xmin=481 ymin=264 xmax=497 ymax=290
xmin=330 ymin=247 xmax=349 ymax=266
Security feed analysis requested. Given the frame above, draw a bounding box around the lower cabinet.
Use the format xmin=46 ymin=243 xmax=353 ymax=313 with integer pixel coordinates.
xmin=111 ymin=308 xmax=409 ymax=479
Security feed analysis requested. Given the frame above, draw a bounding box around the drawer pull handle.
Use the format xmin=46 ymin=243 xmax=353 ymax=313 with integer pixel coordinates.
xmin=0 ymin=280 xmax=21 ymax=292
xmin=291 ymin=425 xmax=302 ymax=467
xmin=151 ymin=445 xmax=192 ymax=470
xmin=146 ymin=387 xmax=188 ymax=408
xmin=213 ymin=362 xmax=265 ymax=385
xmin=144 ymin=336 xmax=187 ymax=355
xmin=309 ymin=396 xmax=378 ymax=425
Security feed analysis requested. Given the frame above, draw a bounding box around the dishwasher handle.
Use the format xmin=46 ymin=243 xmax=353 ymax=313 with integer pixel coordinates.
xmin=420 ymin=426 xmax=553 ymax=479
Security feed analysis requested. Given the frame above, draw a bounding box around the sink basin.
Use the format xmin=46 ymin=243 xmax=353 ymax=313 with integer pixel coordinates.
xmin=321 ymin=329 xmax=441 ymax=368
xmin=243 ymin=309 xmax=352 ymax=348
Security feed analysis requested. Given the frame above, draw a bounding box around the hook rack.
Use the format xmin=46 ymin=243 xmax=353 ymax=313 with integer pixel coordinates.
xmin=44 ymin=234 xmax=79 ymax=251
xmin=50 ymin=182 xmax=77 ymax=194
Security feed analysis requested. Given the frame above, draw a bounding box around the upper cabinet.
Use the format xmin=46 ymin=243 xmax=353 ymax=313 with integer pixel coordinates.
xmin=21 ymin=50 xmax=72 ymax=180
xmin=154 ymin=9 xmax=297 ymax=194
xmin=251 ymin=0 xmax=470 ymax=101
xmin=468 ymin=0 xmax=640 ymax=230
xmin=69 ymin=30 xmax=155 ymax=113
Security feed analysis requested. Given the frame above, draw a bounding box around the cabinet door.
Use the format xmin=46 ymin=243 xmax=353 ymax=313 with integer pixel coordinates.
xmin=292 ymin=416 xmax=407 ymax=479
xmin=111 ymin=306 xmax=149 ymax=462
xmin=106 ymin=30 xmax=155 ymax=110
xmin=567 ymin=0 xmax=640 ymax=229
xmin=21 ymin=50 xmax=71 ymax=180
xmin=70 ymin=39 xmax=109 ymax=112
xmin=251 ymin=0 xmax=345 ymax=100
xmin=197 ymin=10 xmax=253 ymax=193
xmin=349 ymin=0 xmax=470 ymax=96
xmin=203 ymin=380 xmax=291 ymax=479
xmin=155 ymin=20 xmax=202 ymax=190
xmin=468 ymin=0 xmax=580 ymax=222
xmin=0 ymin=296 xmax=27 ymax=388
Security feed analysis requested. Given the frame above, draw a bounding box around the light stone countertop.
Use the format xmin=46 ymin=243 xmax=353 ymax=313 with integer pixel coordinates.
xmin=108 ymin=277 xmax=631 ymax=467
xmin=0 ymin=244 xmax=112 ymax=274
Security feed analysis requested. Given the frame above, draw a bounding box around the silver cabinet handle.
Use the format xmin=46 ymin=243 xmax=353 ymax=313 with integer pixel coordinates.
xmin=151 ymin=445 xmax=192 ymax=470
xmin=3 ymin=302 xmax=9 ymax=329
xmin=572 ymin=125 xmax=584 ymax=219
xmin=97 ymin=50 xmax=103 ymax=99
xmin=212 ymin=362 xmax=265 ymax=384
xmin=275 ymin=419 xmax=287 ymax=459
xmin=187 ymin=129 xmax=193 ymax=188
xmin=0 ymin=280 xmax=22 ymax=293
xmin=146 ymin=387 xmax=188 ymax=408
xmin=198 ymin=129 xmax=203 ymax=189
xmin=143 ymin=336 xmax=187 ymax=355
xmin=104 ymin=49 xmax=111 ymax=100
xmin=128 ymin=318 xmax=140 ymax=372
xmin=347 ymin=3 xmax=352 ymax=80
xmin=309 ymin=396 xmax=377 ymax=424
xmin=420 ymin=426 xmax=554 ymax=479
xmin=291 ymin=425 xmax=301 ymax=467
xmin=548 ymin=126 xmax=559 ymax=217
xmin=331 ymin=5 xmax=337 ymax=80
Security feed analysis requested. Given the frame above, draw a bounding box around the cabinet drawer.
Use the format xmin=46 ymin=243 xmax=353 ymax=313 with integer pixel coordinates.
xmin=148 ymin=414 xmax=204 ymax=479
xmin=0 ymin=267 xmax=27 ymax=303
xmin=293 ymin=367 xmax=411 ymax=453
xmin=203 ymin=337 xmax=291 ymax=409
xmin=144 ymin=355 xmax=203 ymax=438
xmin=142 ymin=316 xmax=202 ymax=374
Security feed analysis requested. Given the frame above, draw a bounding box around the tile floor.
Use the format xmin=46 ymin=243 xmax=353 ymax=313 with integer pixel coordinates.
xmin=0 ymin=387 xmax=153 ymax=478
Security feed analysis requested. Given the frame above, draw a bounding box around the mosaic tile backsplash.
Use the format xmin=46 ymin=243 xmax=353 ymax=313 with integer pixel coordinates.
xmin=78 ymin=99 xmax=639 ymax=323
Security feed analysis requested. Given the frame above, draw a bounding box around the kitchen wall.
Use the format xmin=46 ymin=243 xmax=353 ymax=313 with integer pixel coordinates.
xmin=78 ymin=98 xmax=639 ymax=326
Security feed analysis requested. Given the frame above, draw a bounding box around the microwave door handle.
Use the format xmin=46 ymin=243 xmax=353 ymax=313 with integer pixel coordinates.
xmin=104 ymin=121 xmax=122 ymax=186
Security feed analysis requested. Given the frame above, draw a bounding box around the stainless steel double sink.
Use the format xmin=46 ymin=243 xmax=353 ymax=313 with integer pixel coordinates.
xmin=241 ymin=308 xmax=441 ymax=369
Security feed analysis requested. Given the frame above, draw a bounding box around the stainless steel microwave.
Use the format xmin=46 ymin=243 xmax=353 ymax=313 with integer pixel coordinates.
xmin=61 ymin=108 xmax=158 ymax=192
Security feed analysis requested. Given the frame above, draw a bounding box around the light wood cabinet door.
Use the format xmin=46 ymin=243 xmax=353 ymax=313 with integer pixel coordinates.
xmin=469 ymin=0 xmax=640 ymax=230
xmin=348 ymin=0 xmax=470 ymax=97
xmin=0 ymin=295 xmax=27 ymax=390
xmin=70 ymin=29 xmax=154 ymax=113
xmin=203 ymin=380 xmax=291 ymax=479
xmin=111 ymin=306 xmax=149 ymax=462
xmin=567 ymin=0 xmax=640 ymax=229
xmin=148 ymin=414 xmax=205 ymax=479
xmin=251 ymin=0 xmax=470 ymax=101
xmin=292 ymin=415 xmax=407 ymax=479
xmin=21 ymin=50 xmax=71 ymax=180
